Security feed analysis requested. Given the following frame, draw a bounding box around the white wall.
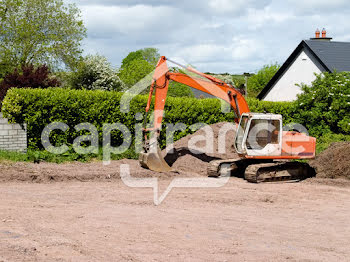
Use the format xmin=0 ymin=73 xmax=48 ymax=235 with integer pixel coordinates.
xmin=263 ymin=49 xmax=324 ymax=101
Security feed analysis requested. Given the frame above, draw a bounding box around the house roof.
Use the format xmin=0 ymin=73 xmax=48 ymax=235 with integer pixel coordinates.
xmin=257 ymin=40 xmax=350 ymax=100
xmin=305 ymin=40 xmax=350 ymax=71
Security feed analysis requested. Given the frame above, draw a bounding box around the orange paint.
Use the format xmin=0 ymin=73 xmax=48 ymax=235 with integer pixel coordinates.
xmin=145 ymin=56 xmax=250 ymax=130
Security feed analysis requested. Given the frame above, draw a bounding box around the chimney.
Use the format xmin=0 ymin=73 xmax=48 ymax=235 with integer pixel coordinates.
xmin=315 ymin=29 xmax=320 ymax=38
xmin=310 ymin=28 xmax=332 ymax=41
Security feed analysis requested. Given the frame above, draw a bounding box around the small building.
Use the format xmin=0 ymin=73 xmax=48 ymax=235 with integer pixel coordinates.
xmin=258 ymin=29 xmax=350 ymax=101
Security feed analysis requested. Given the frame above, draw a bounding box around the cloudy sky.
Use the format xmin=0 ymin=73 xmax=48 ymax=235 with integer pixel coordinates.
xmin=66 ymin=0 xmax=350 ymax=74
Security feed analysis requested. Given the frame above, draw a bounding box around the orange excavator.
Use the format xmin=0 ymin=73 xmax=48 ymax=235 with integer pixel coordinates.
xmin=139 ymin=56 xmax=316 ymax=182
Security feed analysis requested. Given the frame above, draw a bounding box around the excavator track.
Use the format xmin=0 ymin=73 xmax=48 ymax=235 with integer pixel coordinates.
xmin=207 ymin=158 xmax=263 ymax=178
xmin=208 ymin=159 xmax=315 ymax=183
xmin=207 ymin=158 xmax=242 ymax=177
xmin=244 ymin=162 xmax=315 ymax=183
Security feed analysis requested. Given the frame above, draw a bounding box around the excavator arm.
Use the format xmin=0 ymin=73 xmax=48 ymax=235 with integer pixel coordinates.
xmin=144 ymin=56 xmax=250 ymax=132
xmin=140 ymin=56 xmax=250 ymax=172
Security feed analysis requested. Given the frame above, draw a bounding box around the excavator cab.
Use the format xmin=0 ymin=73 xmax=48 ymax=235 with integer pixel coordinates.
xmin=234 ymin=113 xmax=282 ymax=157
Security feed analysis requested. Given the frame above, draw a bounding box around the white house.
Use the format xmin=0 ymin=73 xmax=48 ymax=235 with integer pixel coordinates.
xmin=258 ymin=30 xmax=350 ymax=101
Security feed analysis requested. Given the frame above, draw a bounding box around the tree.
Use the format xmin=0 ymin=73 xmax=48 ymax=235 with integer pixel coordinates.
xmin=119 ymin=48 xmax=160 ymax=90
xmin=118 ymin=59 xmax=154 ymax=88
xmin=248 ymin=63 xmax=280 ymax=97
xmin=69 ymin=54 xmax=124 ymax=91
xmin=0 ymin=64 xmax=60 ymax=102
xmin=168 ymin=81 xmax=194 ymax=97
xmin=295 ymin=72 xmax=350 ymax=136
xmin=119 ymin=48 xmax=195 ymax=97
xmin=121 ymin=48 xmax=160 ymax=69
xmin=0 ymin=0 xmax=86 ymax=76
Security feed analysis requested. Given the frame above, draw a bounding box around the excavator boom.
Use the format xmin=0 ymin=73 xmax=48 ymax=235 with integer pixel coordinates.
xmin=145 ymin=56 xmax=249 ymax=130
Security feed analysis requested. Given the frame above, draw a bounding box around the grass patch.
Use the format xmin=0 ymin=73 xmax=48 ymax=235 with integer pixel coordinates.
xmin=0 ymin=132 xmax=348 ymax=164
xmin=0 ymin=148 xmax=139 ymax=164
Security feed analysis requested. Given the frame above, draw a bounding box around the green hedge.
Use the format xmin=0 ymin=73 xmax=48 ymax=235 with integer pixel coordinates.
xmin=294 ymin=72 xmax=350 ymax=136
xmin=2 ymin=88 xmax=296 ymax=150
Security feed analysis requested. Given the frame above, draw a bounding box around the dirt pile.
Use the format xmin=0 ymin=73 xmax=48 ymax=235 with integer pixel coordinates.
xmin=162 ymin=122 xmax=238 ymax=174
xmin=309 ymin=142 xmax=350 ymax=179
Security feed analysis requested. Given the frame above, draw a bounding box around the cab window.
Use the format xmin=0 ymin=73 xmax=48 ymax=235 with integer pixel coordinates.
xmin=246 ymin=119 xmax=280 ymax=150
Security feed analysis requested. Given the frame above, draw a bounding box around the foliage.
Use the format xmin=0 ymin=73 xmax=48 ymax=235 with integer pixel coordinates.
xmin=118 ymin=48 xmax=160 ymax=89
xmin=120 ymin=48 xmax=160 ymax=69
xmin=221 ymin=74 xmax=246 ymax=95
xmin=68 ymin=54 xmax=124 ymax=91
xmin=208 ymin=73 xmax=250 ymax=96
xmin=295 ymin=72 xmax=350 ymax=136
xmin=119 ymin=48 xmax=195 ymax=97
xmin=212 ymin=74 xmax=235 ymax=86
xmin=248 ymin=63 xmax=280 ymax=97
xmin=2 ymin=88 xmax=296 ymax=150
xmin=118 ymin=59 xmax=154 ymax=88
xmin=231 ymin=75 xmax=246 ymax=91
xmin=0 ymin=64 xmax=60 ymax=102
xmin=168 ymin=81 xmax=194 ymax=97
xmin=0 ymin=0 xmax=86 ymax=73
xmin=247 ymin=98 xmax=296 ymax=124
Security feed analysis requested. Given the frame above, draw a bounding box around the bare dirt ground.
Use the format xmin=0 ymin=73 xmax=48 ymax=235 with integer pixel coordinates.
xmin=0 ymin=160 xmax=350 ymax=262
xmin=0 ymin=124 xmax=349 ymax=261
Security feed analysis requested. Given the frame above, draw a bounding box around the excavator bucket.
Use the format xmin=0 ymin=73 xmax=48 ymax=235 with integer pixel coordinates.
xmin=139 ymin=136 xmax=172 ymax=172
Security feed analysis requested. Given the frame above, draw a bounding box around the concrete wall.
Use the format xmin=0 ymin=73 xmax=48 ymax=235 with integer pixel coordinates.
xmin=0 ymin=113 xmax=27 ymax=152
xmin=263 ymin=48 xmax=326 ymax=101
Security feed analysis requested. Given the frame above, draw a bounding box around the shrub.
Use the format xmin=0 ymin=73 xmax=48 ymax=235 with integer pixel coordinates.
xmin=2 ymin=88 xmax=296 ymax=150
xmin=248 ymin=63 xmax=280 ymax=97
xmin=0 ymin=64 xmax=60 ymax=102
xmin=121 ymin=48 xmax=160 ymax=69
xmin=2 ymin=88 xmax=226 ymax=149
xmin=295 ymin=72 xmax=350 ymax=136
xmin=118 ymin=59 xmax=154 ymax=88
xmin=168 ymin=81 xmax=194 ymax=97
xmin=247 ymin=98 xmax=296 ymax=124
xmin=68 ymin=54 xmax=124 ymax=91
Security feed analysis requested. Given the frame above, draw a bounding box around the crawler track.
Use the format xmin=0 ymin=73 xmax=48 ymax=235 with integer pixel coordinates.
xmin=207 ymin=158 xmax=242 ymax=177
xmin=208 ymin=159 xmax=315 ymax=183
xmin=244 ymin=162 xmax=315 ymax=183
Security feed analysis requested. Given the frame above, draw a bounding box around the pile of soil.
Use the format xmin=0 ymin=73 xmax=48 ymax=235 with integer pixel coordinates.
xmin=162 ymin=122 xmax=238 ymax=174
xmin=309 ymin=142 xmax=350 ymax=179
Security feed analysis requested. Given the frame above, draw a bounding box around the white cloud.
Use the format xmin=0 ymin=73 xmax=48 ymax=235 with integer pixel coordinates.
xmin=208 ymin=0 xmax=246 ymax=14
xmin=176 ymin=44 xmax=227 ymax=63
xmin=231 ymin=37 xmax=261 ymax=60
xmin=64 ymin=0 xmax=350 ymax=73
xmin=286 ymin=0 xmax=350 ymax=13
xmin=289 ymin=0 xmax=348 ymax=8
xmin=206 ymin=0 xmax=271 ymax=14
xmin=81 ymin=5 xmax=178 ymax=35
xmin=245 ymin=7 xmax=295 ymax=29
